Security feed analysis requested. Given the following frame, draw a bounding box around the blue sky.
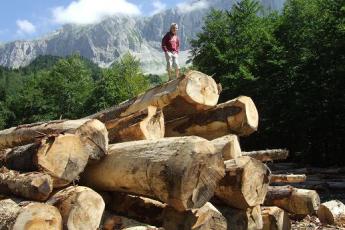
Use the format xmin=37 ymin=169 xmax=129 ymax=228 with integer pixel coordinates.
xmin=0 ymin=0 xmax=185 ymax=43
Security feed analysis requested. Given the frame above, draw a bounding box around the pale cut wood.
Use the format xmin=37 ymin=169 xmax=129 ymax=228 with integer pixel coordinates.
xmin=215 ymin=156 xmax=270 ymax=209
xmin=165 ymin=96 xmax=259 ymax=140
xmin=211 ymin=135 xmax=242 ymax=160
xmin=81 ymin=136 xmax=225 ymax=211
xmin=100 ymin=211 xmax=162 ymax=230
xmin=163 ymin=202 xmax=227 ymax=230
xmin=0 ymin=134 xmax=90 ymax=187
xmin=261 ymin=206 xmax=291 ymax=230
xmin=270 ymin=174 xmax=306 ymax=183
xmin=0 ymin=198 xmax=62 ymax=230
xmin=47 ymin=186 xmax=105 ymax=230
xmin=106 ymin=106 xmax=165 ymax=143
xmin=0 ymin=167 xmax=53 ymax=201
xmin=86 ymin=70 xmax=219 ymax=122
xmin=264 ymin=186 xmax=320 ymax=216
xmin=0 ymin=119 xmax=108 ymax=161
xmin=217 ymin=205 xmax=263 ymax=230
xmin=242 ymin=149 xmax=289 ymax=162
xmin=317 ymin=200 xmax=345 ymax=226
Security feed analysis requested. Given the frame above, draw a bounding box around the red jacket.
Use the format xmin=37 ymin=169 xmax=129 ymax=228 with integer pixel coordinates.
xmin=162 ymin=32 xmax=180 ymax=54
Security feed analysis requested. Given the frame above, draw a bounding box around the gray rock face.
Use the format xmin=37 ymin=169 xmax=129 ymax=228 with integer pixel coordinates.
xmin=0 ymin=0 xmax=285 ymax=73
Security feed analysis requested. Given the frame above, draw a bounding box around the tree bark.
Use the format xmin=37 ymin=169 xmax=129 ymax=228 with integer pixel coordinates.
xmin=0 ymin=119 xmax=108 ymax=161
xmin=270 ymin=174 xmax=306 ymax=183
xmin=0 ymin=134 xmax=91 ymax=187
xmin=47 ymin=186 xmax=105 ymax=230
xmin=163 ymin=202 xmax=227 ymax=230
xmin=165 ymin=96 xmax=259 ymax=140
xmin=211 ymin=135 xmax=242 ymax=160
xmin=264 ymin=186 xmax=320 ymax=216
xmin=81 ymin=136 xmax=225 ymax=211
xmin=106 ymin=106 xmax=165 ymax=143
xmin=0 ymin=198 xmax=62 ymax=230
xmin=100 ymin=211 xmax=162 ymax=230
xmin=242 ymin=149 xmax=289 ymax=162
xmin=317 ymin=200 xmax=345 ymax=226
xmin=261 ymin=206 xmax=291 ymax=230
xmin=215 ymin=156 xmax=270 ymax=209
xmin=103 ymin=192 xmax=166 ymax=227
xmin=217 ymin=205 xmax=263 ymax=230
xmin=86 ymin=70 xmax=219 ymax=123
xmin=0 ymin=167 xmax=53 ymax=201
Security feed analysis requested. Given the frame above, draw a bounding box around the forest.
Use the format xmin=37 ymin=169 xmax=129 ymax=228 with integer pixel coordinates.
xmin=0 ymin=0 xmax=344 ymax=165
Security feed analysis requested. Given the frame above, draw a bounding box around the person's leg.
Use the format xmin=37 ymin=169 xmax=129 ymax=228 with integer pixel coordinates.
xmin=173 ymin=53 xmax=180 ymax=79
xmin=165 ymin=52 xmax=173 ymax=81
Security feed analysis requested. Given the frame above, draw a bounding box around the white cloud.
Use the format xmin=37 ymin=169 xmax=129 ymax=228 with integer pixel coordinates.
xmin=52 ymin=0 xmax=141 ymax=25
xmin=177 ymin=0 xmax=209 ymax=13
xmin=16 ymin=20 xmax=36 ymax=34
xmin=151 ymin=0 xmax=166 ymax=15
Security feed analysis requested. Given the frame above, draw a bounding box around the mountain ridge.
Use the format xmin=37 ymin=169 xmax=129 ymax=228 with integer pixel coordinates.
xmin=0 ymin=0 xmax=285 ymax=74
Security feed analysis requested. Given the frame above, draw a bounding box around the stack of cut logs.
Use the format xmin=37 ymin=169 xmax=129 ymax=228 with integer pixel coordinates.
xmin=0 ymin=70 xmax=343 ymax=230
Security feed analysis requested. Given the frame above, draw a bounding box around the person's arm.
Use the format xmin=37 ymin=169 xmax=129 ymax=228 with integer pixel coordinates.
xmin=162 ymin=34 xmax=169 ymax=52
xmin=176 ymin=36 xmax=180 ymax=54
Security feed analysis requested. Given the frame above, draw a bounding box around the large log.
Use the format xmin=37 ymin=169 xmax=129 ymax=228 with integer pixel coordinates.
xmin=270 ymin=174 xmax=306 ymax=183
xmin=215 ymin=156 xmax=270 ymax=209
xmin=261 ymin=206 xmax=291 ymax=230
xmin=106 ymin=106 xmax=165 ymax=143
xmin=0 ymin=134 xmax=90 ymax=187
xmin=47 ymin=186 xmax=105 ymax=230
xmin=81 ymin=136 xmax=225 ymax=211
xmin=86 ymin=71 xmax=219 ymax=122
xmin=100 ymin=211 xmax=162 ymax=230
xmin=317 ymin=200 xmax=345 ymax=226
xmin=211 ymin=135 xmax=242 ymax=160
xmin=0 ymin=119 xmax=108 ymax=161
xmin=165 ymin=96 xmax=259 ymax=140
xmin=105 ymin=193 xmax=226 ymax=230
xmin=264 ymin=186 xmax=320 ymax=216
xmin=163 ymin=202 xmax=227 ymax=230
xmin=0 ymin=198 xmax=62 ymax=230
xmin=242 ymin=149 xmax=289 ymax=162
xmin=0 ymin=167 xmax=53 ymax=201
xmin=217 ymin=205 xmax=263 ymax=230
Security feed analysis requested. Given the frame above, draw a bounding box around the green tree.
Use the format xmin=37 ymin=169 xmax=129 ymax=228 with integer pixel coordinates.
xmin=87 ymin=53 xmax=149 ymax=112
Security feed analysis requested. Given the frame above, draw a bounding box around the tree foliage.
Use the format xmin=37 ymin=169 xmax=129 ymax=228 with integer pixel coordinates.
xmin=191 ymin=0 xmax=345 ymax=165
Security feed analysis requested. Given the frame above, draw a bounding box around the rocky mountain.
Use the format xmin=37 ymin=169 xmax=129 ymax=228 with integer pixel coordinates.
xmin=0 ymin=0 xmax=285 ymax=74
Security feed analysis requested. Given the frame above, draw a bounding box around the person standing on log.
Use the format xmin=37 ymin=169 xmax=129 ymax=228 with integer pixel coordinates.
xmin=162 ymin=23 xmax=180 ymax=81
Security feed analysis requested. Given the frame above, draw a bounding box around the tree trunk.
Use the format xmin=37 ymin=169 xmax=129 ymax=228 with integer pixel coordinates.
xmin=1 ymin=134 xmax=91 ymax=187
xmin=163 ymin=202 xmax=227 ymax=230
xmin=81 ymin=136 xmax=225 ymax=211
xmin=86 ymin=71 xmax=219 ymax=122
xmin=103 ymin=192 xmax=166 ymax=227
xmin=0 ymin=119 xmax=108 ymax=161
xmin=165 ymin=96 xmax=259 ymax=140
xmin=264 ymin=186 xmax=320 ymax=216
xmin=270 ymin=174 xmax=306 ymax=183
xmin=106 ymin=106 xmax=165 ymax=143
xmin=0 ymin=198 xmax=62 ymax=230
xmin=100 ymin=211 xmax=162 ymax=230
xmin=215 ymin=156 xmax=270 ymax=209
xmin=242 ymin=149 xmax=289 ymax=162
xmin=47 ymin=186 xmax=105 ymax=230
xmin=317 ymin=200 xmax=345 ymax=226
xmin=261 ymin=206 xmax=291 ymax=230
xmin=217 ymin=205 xmax=263 ymax=230
xmin=211 ymin=135 xmax=242 ymax=160
xmin=0 ymin=167 xmax=53 ymax=201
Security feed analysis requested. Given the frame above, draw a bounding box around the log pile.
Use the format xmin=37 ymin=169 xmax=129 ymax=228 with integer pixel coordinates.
xmin=0 ymin=70 xmax=342 ymax=230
